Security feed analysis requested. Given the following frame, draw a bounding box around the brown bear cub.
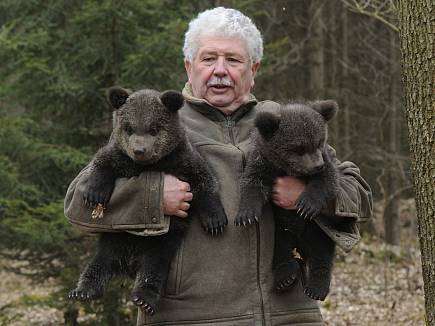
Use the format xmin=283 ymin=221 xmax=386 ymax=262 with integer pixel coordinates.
xmin=235 ymin=100 xmax=339 ymax=301
xmin=69 ymin=87 xmax=228 ymax=314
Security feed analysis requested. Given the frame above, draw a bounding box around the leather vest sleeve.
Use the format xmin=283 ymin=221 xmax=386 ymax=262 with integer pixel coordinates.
xmin=64 ymin=165 xmax=169 ymax=236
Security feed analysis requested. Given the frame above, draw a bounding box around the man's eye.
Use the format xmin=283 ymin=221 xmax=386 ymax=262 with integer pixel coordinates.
xmin=228 ymin=57 xmax=241 ymax=63
xmin=202 ymin=57 xmax=215 ymax=62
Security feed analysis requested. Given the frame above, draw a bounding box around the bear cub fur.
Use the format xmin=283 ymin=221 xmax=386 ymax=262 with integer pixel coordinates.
xmin=69 ymin=87 xmax=228 ymax=314
xmin=235 ymin=100 xmax=339 ymax=301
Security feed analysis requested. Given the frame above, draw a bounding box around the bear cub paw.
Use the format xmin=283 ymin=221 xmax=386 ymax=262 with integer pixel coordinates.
xmin=83 ymin=176 xmax=115 ymax=207
xmin=295 ymin=192 xmax=324 ymax=220
xmin=69 ymin=285 xmax=103 ymax=301
xmin=304 ymin=279 xmax=330 ymax=301
xmin=201 ymin=203 xmax=228 ymax=235
xmin=274 ymin=259 xmax=301 ymax=291
xmin=131 ymin=286 xmax=161 ymax=316
xmin=234 ymin=207 xmax=260 ymax=227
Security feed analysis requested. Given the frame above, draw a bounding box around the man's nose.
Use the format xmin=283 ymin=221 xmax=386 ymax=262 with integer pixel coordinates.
xmin=213 ymin=57 xmax=228 ymax=76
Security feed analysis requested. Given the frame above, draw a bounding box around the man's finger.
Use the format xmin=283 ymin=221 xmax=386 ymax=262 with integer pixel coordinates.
xmin=274 ymin=177 xmax=284 ymax=185
xmin=182 ymin=182 xmax=191 ymax=192
xmin=180 ymin=202 xmax=190 ymax=211
xmin=184 ymin=192 xmax=193 ymax=201
xmin=176 ymin=210 xmax=188 ymax=218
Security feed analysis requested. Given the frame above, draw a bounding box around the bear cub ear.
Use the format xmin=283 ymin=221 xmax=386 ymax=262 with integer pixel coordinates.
xmin=255 ymin=111 xmax=281 ymax=139
xmin=107 ymin=87 xmax=132 ymax=110
xmin=160 ymin=90 xmax=184 ymax=112
xmin=310 ymin=100 xmax=339 ymax=122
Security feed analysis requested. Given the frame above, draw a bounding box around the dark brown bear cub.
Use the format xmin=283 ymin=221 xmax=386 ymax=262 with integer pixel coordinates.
xmin=69 ymin=87 xmax=228 ymax=314
xmin=235 ymin=100 xmax=338 ymax=301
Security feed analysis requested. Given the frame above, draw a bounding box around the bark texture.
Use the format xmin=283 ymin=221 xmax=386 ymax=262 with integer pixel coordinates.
xmin=397 ymin=0 xmax=434 ymax=324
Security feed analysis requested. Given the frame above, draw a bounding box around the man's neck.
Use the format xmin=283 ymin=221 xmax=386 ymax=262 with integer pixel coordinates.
xmin=182 ymin=83 xmax=256 ymax=115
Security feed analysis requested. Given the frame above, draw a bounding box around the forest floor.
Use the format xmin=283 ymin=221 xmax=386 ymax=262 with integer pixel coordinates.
xmin=0 ymin=235 xmax=425 ymax=325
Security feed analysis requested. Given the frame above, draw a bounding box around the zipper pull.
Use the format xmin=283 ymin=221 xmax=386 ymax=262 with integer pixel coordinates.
xmin=225 ymin=117 xmax=235 ymax=128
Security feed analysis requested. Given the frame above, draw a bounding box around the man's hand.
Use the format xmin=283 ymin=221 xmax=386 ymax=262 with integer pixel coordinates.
xmin=272 ymin=176 xmax=306 ymax=209
xmin=163 ymin=174 xmax=193 ymax=218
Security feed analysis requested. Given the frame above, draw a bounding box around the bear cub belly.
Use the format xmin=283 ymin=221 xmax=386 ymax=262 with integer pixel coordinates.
xmin=235 ymin=100 xmax=339 ymax=301
xmin=69 ymin=87 xmax=227 ymax=315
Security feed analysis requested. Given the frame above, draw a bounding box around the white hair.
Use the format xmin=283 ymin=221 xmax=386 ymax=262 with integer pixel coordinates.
xmin=183 ymin=7 xmax=263 ymax=64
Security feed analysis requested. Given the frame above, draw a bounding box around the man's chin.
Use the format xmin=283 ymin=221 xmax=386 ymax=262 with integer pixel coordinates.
xmin=206 ymin=96 xmax=234 ymax=108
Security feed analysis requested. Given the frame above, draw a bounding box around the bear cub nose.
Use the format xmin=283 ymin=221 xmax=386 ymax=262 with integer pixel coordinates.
xmin=134 ymin=149 xmax=146 ymax=159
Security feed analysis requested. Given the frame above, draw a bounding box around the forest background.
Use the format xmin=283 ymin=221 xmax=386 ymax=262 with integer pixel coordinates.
xmin=0 ymin=0 xmax=424 ymax=325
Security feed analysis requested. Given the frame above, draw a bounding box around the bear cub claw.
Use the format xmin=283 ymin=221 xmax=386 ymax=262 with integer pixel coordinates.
xmin=201 ymin=204 xmax=228 ymax=235
xmin=274 ymin=259 xmax=301 ymax=291
xmin=131 ymin=287 xmax=161 ymax=315
xmin=303 ymin=280 xmax=329 ymax=301
xmin=295 ymin=193 xmax=324 ymax=220
xmin=69 ymin=286 xmax=103 ymax=301
xmin=83 ymin=177 xmax=115 ymax=207
xmin=234 ymin=208 xmax=260 ymax=227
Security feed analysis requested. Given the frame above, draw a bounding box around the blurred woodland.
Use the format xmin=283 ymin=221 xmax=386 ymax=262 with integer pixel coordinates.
xmin=0 ymin=0 xmax=427 ymax=325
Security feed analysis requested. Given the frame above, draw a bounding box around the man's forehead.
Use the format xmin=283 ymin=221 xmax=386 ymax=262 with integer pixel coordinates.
xmin=197 ymin=36 xmax=249 ymax=57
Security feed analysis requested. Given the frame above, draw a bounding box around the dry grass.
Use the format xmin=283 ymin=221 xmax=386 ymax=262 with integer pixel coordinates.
xmin=321 ymin=237 xmax=425 ymax=325
xmin=0 ymin=236 xmax=425 ymax=325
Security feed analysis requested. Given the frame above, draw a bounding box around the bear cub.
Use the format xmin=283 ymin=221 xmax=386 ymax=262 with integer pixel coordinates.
xmin=69 ymin=87 xmax=228 ymax=314
xmin=235 ymin=100 xmax=339 ymax=301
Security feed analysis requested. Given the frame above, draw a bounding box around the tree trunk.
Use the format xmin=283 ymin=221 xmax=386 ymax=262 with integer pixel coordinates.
xmin=384 ymin=30 xmax=401 ymax=245
xmin=340 ymin=7 xmax=351 ymax=157
xmin=308 ymin=0 xmax=325 ymax=98
xmin=327 ymin=1 xmax=340 ymax=147
xmin=397 ymin=1 xmax=435 ymax=324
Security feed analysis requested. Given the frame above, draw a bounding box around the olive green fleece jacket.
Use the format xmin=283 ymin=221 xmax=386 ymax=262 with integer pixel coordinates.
xmin=64 ymin=86 xmax=373 ymax=325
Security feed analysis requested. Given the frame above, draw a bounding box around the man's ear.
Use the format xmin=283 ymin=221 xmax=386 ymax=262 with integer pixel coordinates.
xmin=185 ymin=60 xmax=193 ymax=83
xmin=310 ymin=100 xmax=339 ymax=122
xmin=107 ymin=87 xmax=132 ymax=110
xmin=255 ymin=110 xmax=280 ymax=139
xmin=251 ymin=62 xmax=261 ymax=88
xmin=160 ymin=90 xmax=184 ymax=112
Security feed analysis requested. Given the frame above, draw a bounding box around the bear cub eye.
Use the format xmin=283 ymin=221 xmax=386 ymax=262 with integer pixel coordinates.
xmin=124 ymin=125 xmax=134 ymax=136
xmin=149 ymin=127 xmax=158 ymax=136
xmin=293 ymin=146 xmax=305 ymax=156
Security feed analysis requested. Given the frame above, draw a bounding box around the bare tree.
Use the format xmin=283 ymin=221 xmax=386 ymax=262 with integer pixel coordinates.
xmin=340 ymin=0 xmax=398 ymax=31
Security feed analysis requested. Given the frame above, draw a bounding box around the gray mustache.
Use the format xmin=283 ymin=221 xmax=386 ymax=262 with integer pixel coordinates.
xmin=207 ymin=77 xmax=233 ymax=87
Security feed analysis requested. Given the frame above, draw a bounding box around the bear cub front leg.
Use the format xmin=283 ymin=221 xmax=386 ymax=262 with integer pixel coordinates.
xmin=295 ymin=151 xmax=338 ymax=220
xmin=235 ymin=158 xmax=270 ymax=226
xmin=197 ymin=193 xmax=228 ymax=234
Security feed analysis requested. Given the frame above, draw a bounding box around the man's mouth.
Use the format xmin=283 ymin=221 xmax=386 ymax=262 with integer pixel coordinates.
xmin=211 ymin=84 xmax=229 ymax=89
xmin=209 ymin=85 xmax=231 ymax=94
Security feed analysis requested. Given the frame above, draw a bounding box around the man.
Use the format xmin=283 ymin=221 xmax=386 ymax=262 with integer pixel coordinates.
xmin=65 ymin=7 xmax=372 ymax=325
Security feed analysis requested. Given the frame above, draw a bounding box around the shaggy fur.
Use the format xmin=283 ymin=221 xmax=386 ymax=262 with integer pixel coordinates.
xmin=235 ymin=100 xmax=339 ymax=301
xmin=69 ymin=87 xmax=227 ymax=314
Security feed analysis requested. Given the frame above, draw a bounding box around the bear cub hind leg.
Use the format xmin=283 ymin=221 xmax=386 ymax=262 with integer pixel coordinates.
xmin=302 ymin=222 xmax=335 ymax=301
xmin=69 ymin=234 xmax=121 ymax=301
xmin=130 ymin=223 xmax=186 ymax=315
xmin=273 ymin=215 xmax=304 ymax=291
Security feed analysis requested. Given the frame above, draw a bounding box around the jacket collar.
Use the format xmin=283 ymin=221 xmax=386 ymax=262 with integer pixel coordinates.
xmin=182 ymin=83 xmax=257 ymax=123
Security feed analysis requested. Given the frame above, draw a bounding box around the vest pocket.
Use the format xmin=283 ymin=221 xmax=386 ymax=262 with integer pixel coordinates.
xmin=165 ymin=238 xmax=184 ymax=295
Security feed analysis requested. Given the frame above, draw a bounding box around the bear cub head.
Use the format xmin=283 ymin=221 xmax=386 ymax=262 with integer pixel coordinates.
xmin=107 ymin=87 xmax=184 ymax=164
xmin=255 ymin=100 xmax=338 ymax=176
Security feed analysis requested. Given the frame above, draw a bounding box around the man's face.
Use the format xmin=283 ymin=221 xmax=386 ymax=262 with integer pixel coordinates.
xmin=185 ymin=36 xmax=260 ymax=114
